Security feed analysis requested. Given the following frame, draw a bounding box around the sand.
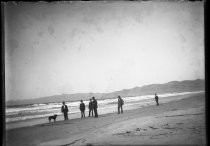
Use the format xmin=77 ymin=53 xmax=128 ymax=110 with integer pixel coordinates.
xmin=5 ymin=92 xmax=206 ymax=146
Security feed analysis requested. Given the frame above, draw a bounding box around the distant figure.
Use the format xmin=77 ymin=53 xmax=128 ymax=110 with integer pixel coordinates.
xmin=118 ymin=96 xmax=124 ymax=114
xmin=61 ymin=101 xmax=69 ymax=120
xmin=80 ymin=100 xmax=86 ymax=118
xmin=92 ymin=97 xmax=98 ymax=118
xmin=88 ymin=99 xmax=94 ymax=117
xmin=155 ymin=93 xmax=159 ymax=106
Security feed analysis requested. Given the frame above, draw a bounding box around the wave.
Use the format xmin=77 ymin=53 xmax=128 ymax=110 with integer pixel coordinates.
xmin=5 ymin=91 xmax=204 ymax=123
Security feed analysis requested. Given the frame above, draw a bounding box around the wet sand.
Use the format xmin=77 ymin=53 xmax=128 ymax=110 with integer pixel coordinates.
xmin=6 ymin=92 xmax=206 ymax=146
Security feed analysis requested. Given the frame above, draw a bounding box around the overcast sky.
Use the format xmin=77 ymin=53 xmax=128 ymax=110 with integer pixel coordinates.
xmin=5 ymin=1 xmax=204 ymax=101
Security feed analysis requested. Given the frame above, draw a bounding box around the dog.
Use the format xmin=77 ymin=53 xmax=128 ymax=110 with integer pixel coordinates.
xmin=48 ymin=114 xmax=57 ymax=122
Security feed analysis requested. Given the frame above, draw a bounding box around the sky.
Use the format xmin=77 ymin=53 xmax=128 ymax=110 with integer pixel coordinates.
xmin=5 ymin=1 xmax=204 ymax=101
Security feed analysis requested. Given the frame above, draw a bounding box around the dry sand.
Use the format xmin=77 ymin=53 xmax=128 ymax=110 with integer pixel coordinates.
xmin=6 ymin=93 xmax=206 ymax=146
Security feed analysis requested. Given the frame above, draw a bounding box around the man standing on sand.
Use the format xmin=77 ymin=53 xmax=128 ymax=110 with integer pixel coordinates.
xmin=155 ymin=93 xmax=159 ymax=106
xmin=80 ymin=100 xmax=86 ymax=118
xmin=92 ymin=97 xmax=98 ymax=118
xmin=88 ymin=99 xmax=93 ymax=117
xmin=61 ymin=101 xmax=69 ymax=120
xmin=118 ymin=96 xmax=124 ymax=114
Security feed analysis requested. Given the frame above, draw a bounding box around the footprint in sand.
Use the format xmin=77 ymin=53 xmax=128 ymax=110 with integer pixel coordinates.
xmin=113 ymin=131 xmax=132 ymax=136
xmin=148 ymin=126 xmax=158 ymax=130
xmin=161 ymin=123 xmax=184 ymax=131
xmin=136 ymin=128 xmax=147 ymax=131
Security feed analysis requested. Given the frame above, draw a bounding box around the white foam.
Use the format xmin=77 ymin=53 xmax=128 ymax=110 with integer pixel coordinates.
xmin=6 ymin=91 xmax=204 ymax=123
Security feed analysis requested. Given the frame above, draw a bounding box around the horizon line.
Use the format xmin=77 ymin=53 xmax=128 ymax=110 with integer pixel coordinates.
xmin=6 ymin=78 xmax=204 ymax=102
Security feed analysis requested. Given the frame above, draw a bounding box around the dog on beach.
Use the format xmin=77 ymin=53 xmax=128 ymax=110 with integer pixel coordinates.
xmin=48 ymin=114 xmax=57 ymax=122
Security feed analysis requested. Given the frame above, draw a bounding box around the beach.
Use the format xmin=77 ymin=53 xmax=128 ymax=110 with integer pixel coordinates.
xmin=6 ymin=92 xmax=206 ymax=146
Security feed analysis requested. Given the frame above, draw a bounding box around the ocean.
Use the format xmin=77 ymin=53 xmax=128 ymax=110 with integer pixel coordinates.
xmin=6 ymin=91 xmax=204 ymax=124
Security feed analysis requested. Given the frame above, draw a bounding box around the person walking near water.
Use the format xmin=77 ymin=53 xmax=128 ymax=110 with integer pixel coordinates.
xmin=80 ymin=100 xmax=86 ymax=118
xmin=61 ymin=101 xmax=69 ymax=120
xmin=155 ymin=93 xmax=159 ymax=106
xmin=118 ymin=96 xmax=124 ymax=114
xmin=92 ymin=97 xmax=98 ymax=118
xmin=88 ymin=99 xmax=93 ymax=117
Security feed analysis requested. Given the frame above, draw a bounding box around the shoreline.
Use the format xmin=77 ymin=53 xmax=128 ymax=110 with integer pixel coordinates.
xmin=6 ymin=91 xmax=204 ymax=124
xmin=6 ymin=92 xmax=206 ymax=146
xmin=6 ymin=92 xmax=204 ymax=130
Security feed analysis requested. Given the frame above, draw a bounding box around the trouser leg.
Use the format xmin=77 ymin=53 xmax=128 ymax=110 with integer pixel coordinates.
xmin=65 ymin=112 xmax=68 ymax=120
xmin=63 ymin=113 xmax=66 ymax=120
xmin=96 ymin=109 xmax=98 ymax=117
xmin=64 ymin=112 xmax=67 ymax=120
xmin=156 ymin=99 xmax=159 ymax=106
xmin=94 ymin=108 xmax=98 ymax=117
xmin=118 ymin=106 xmax=120 ymax=114
xmin=82 ymin=112 xmax=84 ymax=118
xmin=121 ymin=106 xmax=123 ymax=113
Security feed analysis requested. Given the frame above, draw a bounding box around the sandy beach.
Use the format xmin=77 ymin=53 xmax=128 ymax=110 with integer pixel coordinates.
xmin=6 ymin=92 xmax=206 ymax=146
xmin=4 ymin=1 xmax=205 ymax=146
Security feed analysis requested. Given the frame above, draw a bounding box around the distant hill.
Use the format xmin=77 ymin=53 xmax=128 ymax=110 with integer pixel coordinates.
xmin=6 ymin=79 xmax=205 ymax=106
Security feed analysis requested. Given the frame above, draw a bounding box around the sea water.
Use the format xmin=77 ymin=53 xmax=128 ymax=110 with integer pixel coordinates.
xmin=5 ymin=91 xmax=204 ymax=124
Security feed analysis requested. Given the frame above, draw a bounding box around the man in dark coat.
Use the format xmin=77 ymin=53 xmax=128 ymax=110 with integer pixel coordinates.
xmin=118 ymin=96 xmax=124 ymax=114
xmin=88 ymin=99 xmax=93 ymax=117
xmin=155 ymin=93 xmax=159 ymax=106
xmin=92 ymin=97 xmax=98 ymax=118
xmin=61 ymin=101 xmax=69 ymax=120
xmin=80 ymin=100 xmax=86 ymax=118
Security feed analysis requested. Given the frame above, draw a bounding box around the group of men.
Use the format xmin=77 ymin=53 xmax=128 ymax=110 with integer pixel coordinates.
xmin=61 ymin=96 xmax=98 ymax=120
xmin=61 ymin=94 xmax=159 ymax=120
xmin=79 ymin=96 xmax=98 ymax=118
